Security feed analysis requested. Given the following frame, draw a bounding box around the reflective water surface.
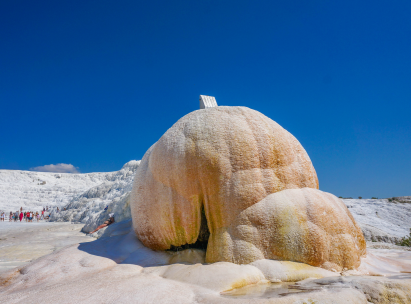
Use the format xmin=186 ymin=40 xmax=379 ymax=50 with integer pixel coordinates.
xmin=221 ymin=282 xmax=304 ymax=299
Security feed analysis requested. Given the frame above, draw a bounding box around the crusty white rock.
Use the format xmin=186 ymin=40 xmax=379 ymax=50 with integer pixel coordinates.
xmin=49 ymin=160 xmax=140 ymax=233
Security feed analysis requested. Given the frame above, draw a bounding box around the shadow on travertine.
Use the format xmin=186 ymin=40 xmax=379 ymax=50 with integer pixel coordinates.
xmin=78 ymin=220 xmax=207 ymax=267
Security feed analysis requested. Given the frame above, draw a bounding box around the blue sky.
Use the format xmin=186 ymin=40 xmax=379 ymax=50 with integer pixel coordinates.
xmin=1 ymin=1 xmax=410 ymax=198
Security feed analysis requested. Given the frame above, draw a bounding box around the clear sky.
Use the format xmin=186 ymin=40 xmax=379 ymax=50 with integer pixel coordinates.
xmin=1 ymin=1 xmax=410 ymax=198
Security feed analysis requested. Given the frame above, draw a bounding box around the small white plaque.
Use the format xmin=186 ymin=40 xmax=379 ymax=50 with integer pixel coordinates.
xmin=200 ymin=95 xmax=218 ymax=109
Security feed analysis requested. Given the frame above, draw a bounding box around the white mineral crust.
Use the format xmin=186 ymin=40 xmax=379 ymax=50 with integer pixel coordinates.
xmin=342 ymin=198 xmax=411 ymax=243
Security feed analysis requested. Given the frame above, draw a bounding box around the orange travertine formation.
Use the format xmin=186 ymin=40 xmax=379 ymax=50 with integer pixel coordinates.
xmin=130 ymin=106 xmax=365 ymax=269
xmin=209 ymin=187 xmax=366 ymax=271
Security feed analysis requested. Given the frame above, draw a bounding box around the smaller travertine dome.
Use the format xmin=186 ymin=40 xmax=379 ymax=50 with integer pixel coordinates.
xmin=130 ymin=106 xmax=365 ymax=269
xmin=209 ymin=187 xmax=366 ymax=270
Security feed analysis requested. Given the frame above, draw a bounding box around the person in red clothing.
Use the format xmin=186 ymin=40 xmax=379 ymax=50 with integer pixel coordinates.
xmin=88 ymin=213 xmax=115 ymax=234
xmin=19 ymin=212 xmax=23 ymax=222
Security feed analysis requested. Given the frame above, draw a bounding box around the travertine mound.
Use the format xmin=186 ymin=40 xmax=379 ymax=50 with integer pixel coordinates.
xmin=211 ymin=187 xmax=366 ymax=270
xmin=130 ymin=106 xmax=365 ymax=268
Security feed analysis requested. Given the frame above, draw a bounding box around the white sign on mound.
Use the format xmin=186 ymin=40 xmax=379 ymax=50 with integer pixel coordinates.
xmin=199 ymin=95 xmax=218 ymax=109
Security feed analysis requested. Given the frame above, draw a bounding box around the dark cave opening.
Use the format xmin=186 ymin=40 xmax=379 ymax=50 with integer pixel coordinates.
xmin=168 ymin=206 xmax=210 ymax=251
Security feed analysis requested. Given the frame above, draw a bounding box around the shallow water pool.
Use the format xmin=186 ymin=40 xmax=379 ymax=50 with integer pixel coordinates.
xmin=221 ymin=282 xmax=305 ymax=299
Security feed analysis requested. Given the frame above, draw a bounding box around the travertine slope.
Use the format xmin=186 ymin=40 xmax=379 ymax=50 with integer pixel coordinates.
xmin=130 ymin=106 xmax=365 ymax=269
xmin=343 ymin=197 xmax=411 ymax=243
xmin=0 ymin=169 xmax=112 ymax=213
xmin=50 ymin=161 xmax=140 ymax=233
xmin=0 ymin=161 xmax=139 ymax=234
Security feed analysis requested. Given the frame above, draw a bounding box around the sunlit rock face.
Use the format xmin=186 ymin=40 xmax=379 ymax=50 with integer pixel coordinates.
xmin=130 ymin=106 xmax=365 ymax=269
xmin=214 ymin=187 xmax=366 ymax=271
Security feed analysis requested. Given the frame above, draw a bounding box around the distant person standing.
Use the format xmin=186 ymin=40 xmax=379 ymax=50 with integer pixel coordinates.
xmin=41 ymin=209 xmax=45 ymax=220
xmin=19 ymin=212 xmax=23 ymax=222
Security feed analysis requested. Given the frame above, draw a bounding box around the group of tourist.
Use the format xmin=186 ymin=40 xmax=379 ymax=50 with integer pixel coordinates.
xmin=0 ymin=207 xmax=52 ymax=222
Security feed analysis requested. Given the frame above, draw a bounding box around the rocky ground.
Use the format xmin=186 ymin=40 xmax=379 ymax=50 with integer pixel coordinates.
xmin=0 ymin=221 xmax=93 ymax=274
xmin=1 ymin=220 xmax=410 ymax=303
